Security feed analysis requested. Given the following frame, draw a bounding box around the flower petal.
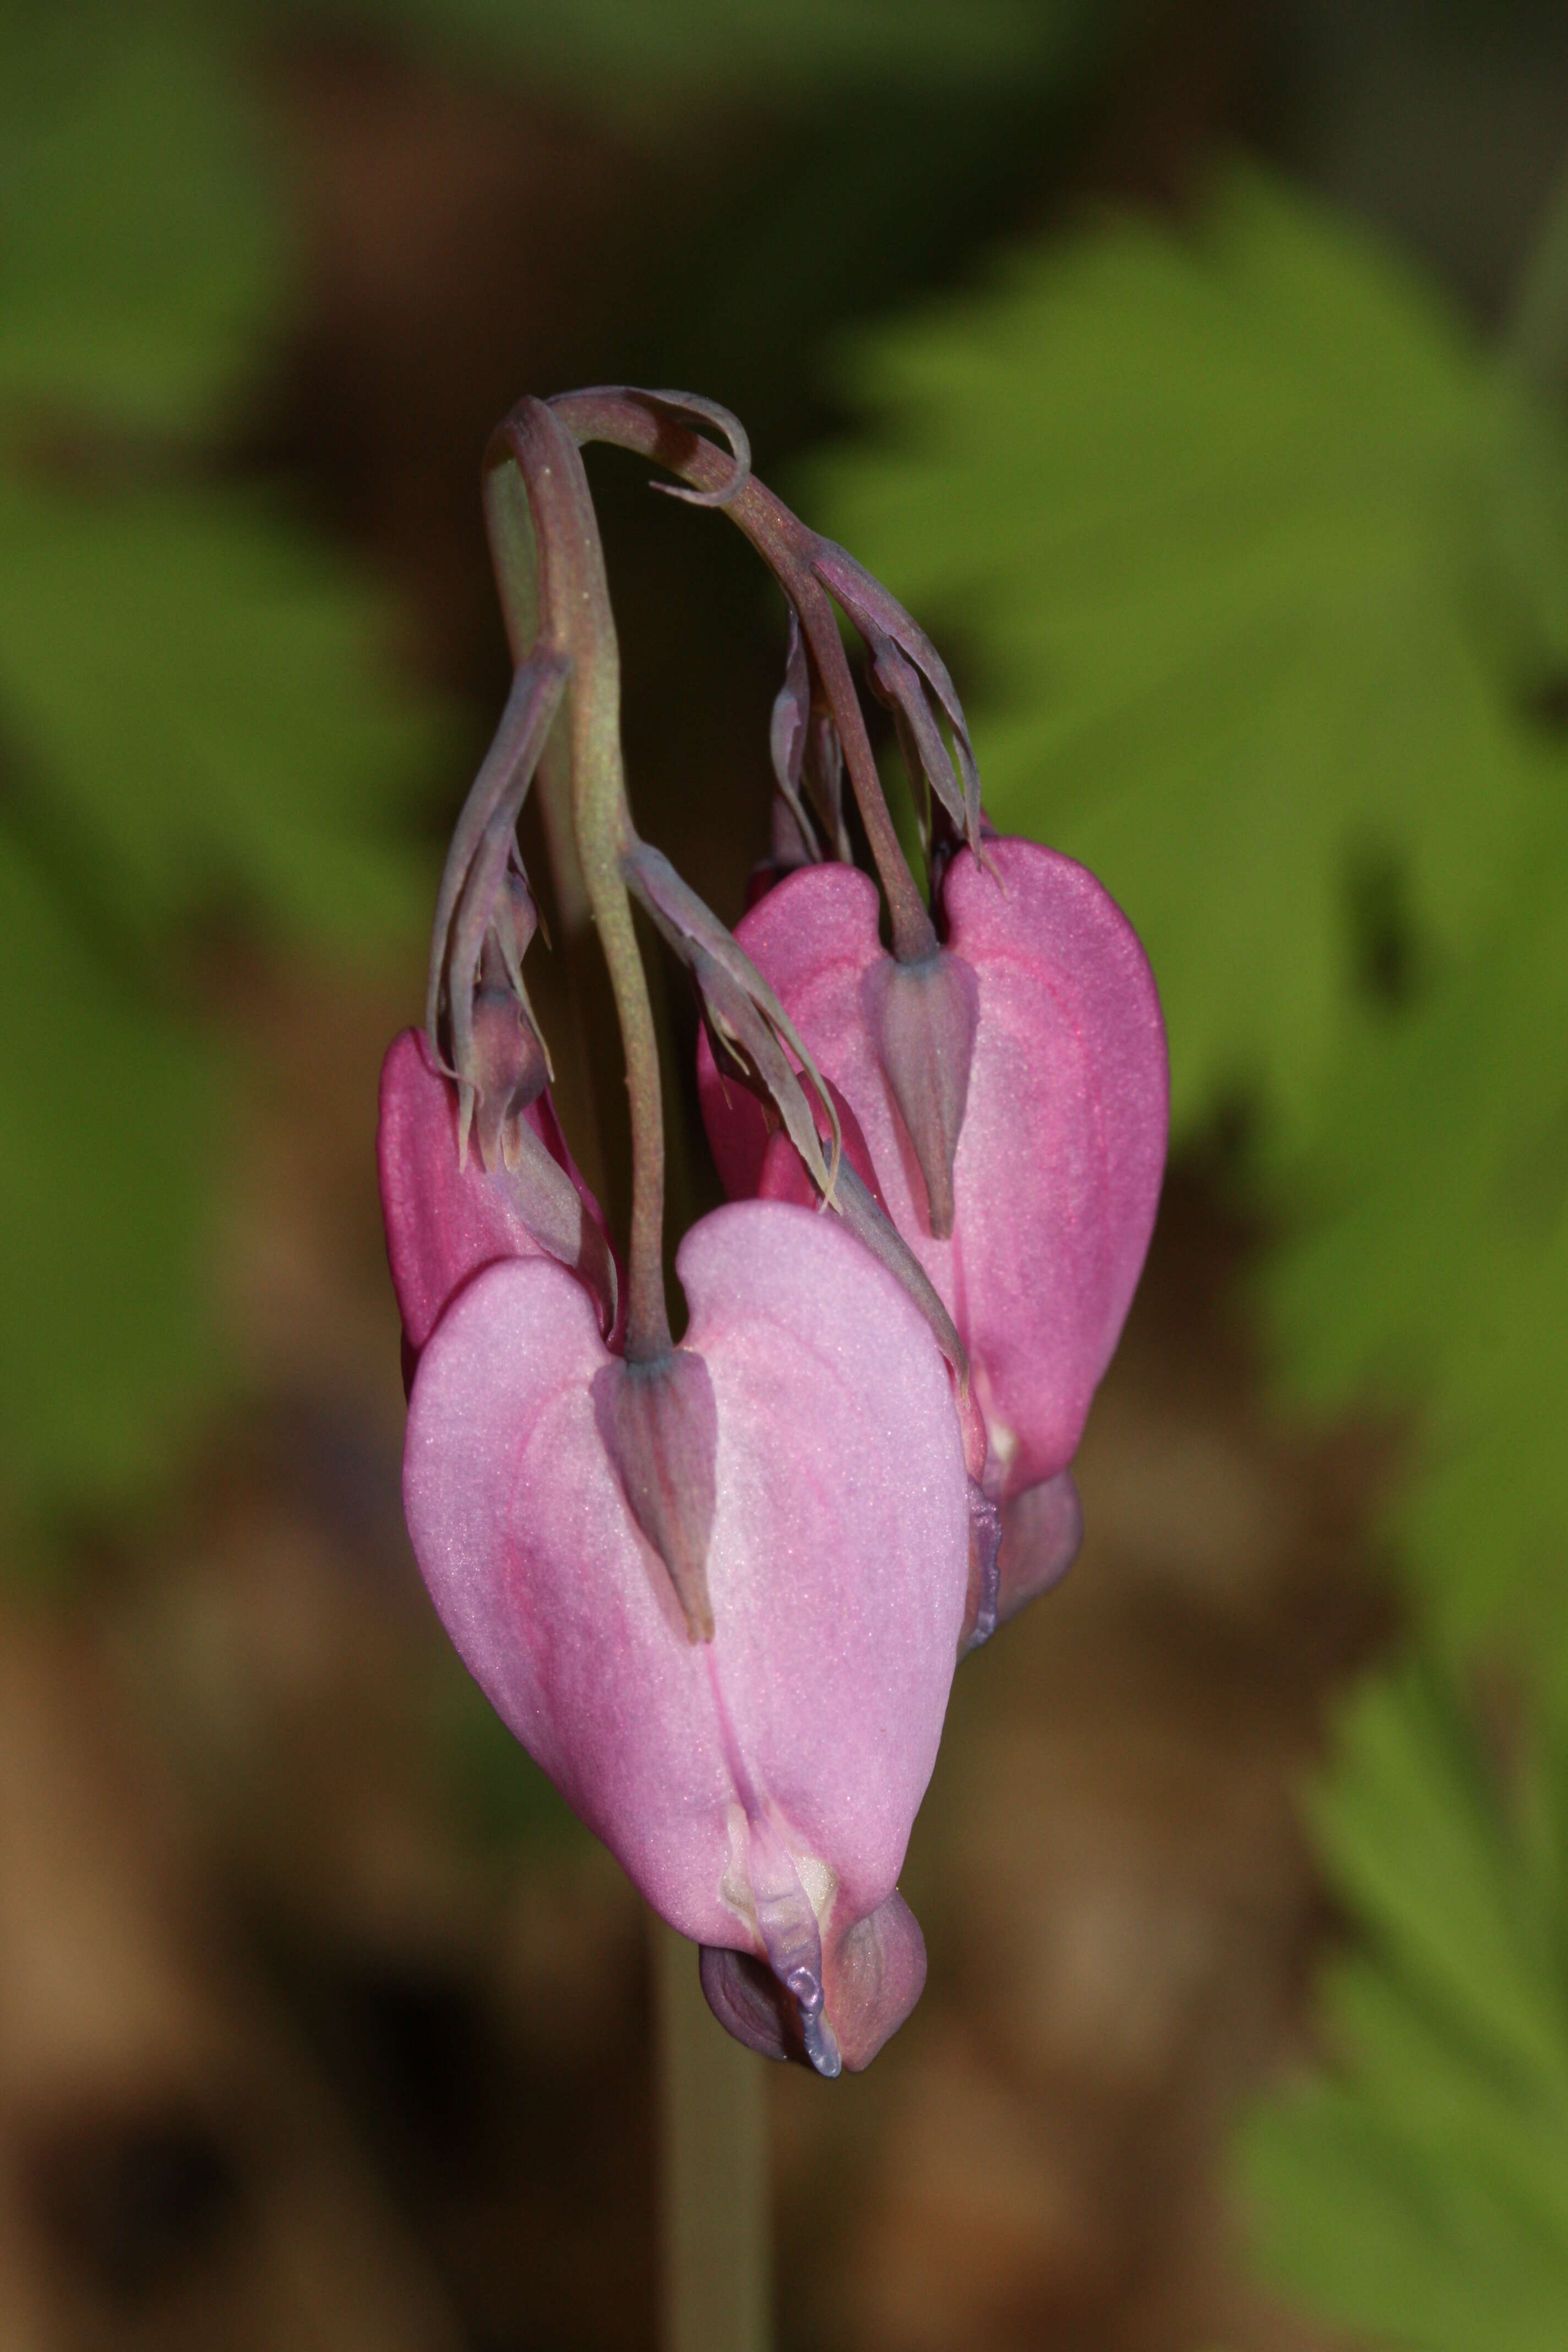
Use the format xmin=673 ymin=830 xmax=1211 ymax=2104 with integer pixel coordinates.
xmin=378 ymin=1027 xmax=618 ymax=1353
xmin=701 ymin=841 xmax=1168 ymax=1495
xmin=402 ymin=1200 xmax=969 ymax=2048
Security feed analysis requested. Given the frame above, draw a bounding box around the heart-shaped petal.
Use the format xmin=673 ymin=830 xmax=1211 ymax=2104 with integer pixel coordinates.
xmin=698 ymin=840 xmax=1167 ymax=1495
xmin=401 ymin=1197 xmax=968 ymax=2056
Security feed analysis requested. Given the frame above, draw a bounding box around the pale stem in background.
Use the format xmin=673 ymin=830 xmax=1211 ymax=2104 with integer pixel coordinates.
xmin=654 ymin=1919 xmax=771 ymax=2352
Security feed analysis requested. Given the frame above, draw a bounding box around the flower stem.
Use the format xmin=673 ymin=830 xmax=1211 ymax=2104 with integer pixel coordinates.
xmin=483 ymin=399 xmax=672 ymax=1363
xmin=549 ymin=389 xmax=939 ymax=967
xmin=654 ymin=1918 xmax=771 ymax=2352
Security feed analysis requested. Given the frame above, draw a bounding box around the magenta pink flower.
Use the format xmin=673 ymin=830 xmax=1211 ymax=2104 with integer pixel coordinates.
xmin=699 ymin=836 xmax=1168 ymax=1504
xmin=401 ymin=1196 xmax=970 ymax=2072
xmin=379 ymin=1026 xmax=619 ymax=1373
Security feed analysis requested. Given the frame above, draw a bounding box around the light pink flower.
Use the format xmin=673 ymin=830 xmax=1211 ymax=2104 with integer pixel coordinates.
xmin=699 ymin=837 xmax=1168 ymax=1502
xmin=401 ymin=1197 xmax=970 ymax=2071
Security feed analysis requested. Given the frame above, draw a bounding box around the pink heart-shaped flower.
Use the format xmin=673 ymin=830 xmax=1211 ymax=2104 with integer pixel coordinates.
xmin=699 ymin=838 xmax=1168 ymax=1499
xmin=401 ymin=1196 xmax=970 ymax=2070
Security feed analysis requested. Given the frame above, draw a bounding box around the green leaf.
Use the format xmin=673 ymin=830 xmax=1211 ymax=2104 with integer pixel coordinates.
xmin=1264 ymin=787 xmax=1568 ymax=1662
xmin=0 ymin=1 xmax=450 ymax=1536
xmin=0 ymin=462 xmax=447 ymax=1529
xmin=1309 ymin=1671 xmax=1568 ymax=2095
xmin=0 ymin=0 xmax=284 ymax=432
xmin=807 ymin=164 xmax=1568 ymax=1156
xmin=1404 ymin=1214 xmax=1568 ymax=1678
xmin=0 ymin=833 xmax=219 ymax=1520
xmin=1241 ymin=1669 xmax=1568 ymax=2352
xmin=802 ymin=129 xmax=1568 ymax=2352
xmin=0 ymin=470 xmax=439 ymax=949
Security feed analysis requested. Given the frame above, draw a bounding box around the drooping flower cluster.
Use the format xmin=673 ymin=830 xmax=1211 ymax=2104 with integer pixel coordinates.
xmin=378 ymin=390 xmax=1168 ymax=2075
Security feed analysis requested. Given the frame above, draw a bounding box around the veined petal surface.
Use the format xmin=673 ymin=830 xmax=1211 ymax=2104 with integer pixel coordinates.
xmin=402 ymin=1199 xmax=968 ymax=1990
xmin=700 ymin=840 xmax=1167 ymax=1493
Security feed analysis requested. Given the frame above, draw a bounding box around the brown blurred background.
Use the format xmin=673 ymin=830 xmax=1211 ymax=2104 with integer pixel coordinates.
xmin=5 ymin=1 xmax=1568 ymax=2345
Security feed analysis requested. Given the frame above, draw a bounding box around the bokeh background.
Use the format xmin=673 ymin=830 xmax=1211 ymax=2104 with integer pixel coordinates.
xmin=5 ymin=1 xmax=1568 ymax=2345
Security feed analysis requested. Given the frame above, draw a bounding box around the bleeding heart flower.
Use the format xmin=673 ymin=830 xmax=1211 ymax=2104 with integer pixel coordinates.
xmin=401 ymin=1196 xmax=970 ymax=2072
xmin=387 ymin=384 xmax=1166 ymax=2086
xmin=379 ymin=1026 xmax=619 ymax=1376
xmin=698 ymin=835 xmax=1168 ymax=1504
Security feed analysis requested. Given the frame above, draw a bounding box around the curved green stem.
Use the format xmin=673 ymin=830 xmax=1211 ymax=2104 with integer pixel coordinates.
xmin=548 ymin=389 xmax=939 ymax=967
xmin=484 ymin=399 xmax=672 ymax=1363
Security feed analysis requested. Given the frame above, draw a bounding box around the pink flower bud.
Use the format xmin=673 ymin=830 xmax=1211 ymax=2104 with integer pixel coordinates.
xmin=378 ymin=1028 xmax=619 ymax=1370
xmin=698 ymin=837 xmax=1168 ymax=1500
xmin=401 ymin=1199 xmax=970 ymax=2071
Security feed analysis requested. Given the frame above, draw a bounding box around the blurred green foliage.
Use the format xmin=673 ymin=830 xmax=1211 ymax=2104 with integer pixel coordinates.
xmin=325 ymin=0 xmax=1083 ymax=105
xmin=9 ymin=0 xmax=1568 ymax=2327
xmin=0 ymin=477 xmax=426 ymax=941
xmin=0 ymin=832 xmax=219 ymax=1511
xmin=1244 ymin=1669 xmax=1568 ymax=2352
xmin=0 ymin=1 xmax=282 ymax=427
xmin=809 ymin=159 xmax=1568 ymax=2344
xmin=810 ymin=166 xmax=1568 ymax=1156
xmin=0 ymin=0 xmax=442 ymax=1537
xmin=1270 ymin=787 xmax=1568 ymax=1678
xmin=0 ymin=0 xmax=1116 ymax=1542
